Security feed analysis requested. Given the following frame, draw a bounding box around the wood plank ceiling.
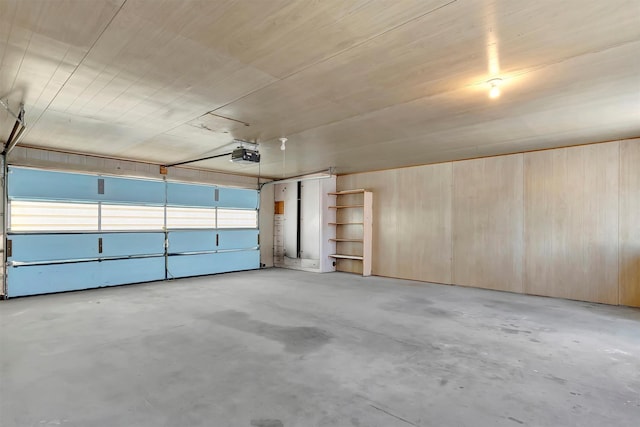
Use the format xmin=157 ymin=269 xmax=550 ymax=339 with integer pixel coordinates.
xmin=1 ymin=0 xmax=639 ymax=177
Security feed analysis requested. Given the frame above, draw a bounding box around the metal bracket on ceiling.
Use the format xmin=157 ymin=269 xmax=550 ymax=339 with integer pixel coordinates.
xmin=1 ymin=100 xmax=26 ymax=156
xmin=0 ymin=99 xmax=25 ymax=125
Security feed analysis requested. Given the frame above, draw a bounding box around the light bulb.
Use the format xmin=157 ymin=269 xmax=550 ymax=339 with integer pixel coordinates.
xmin=279 ymin=137 xmax=287 ymax=151
xmin=488 ymin=78 xmax=502 ymax=99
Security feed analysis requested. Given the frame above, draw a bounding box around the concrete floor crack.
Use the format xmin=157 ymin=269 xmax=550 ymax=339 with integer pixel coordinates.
xmin=368 ymin=403 xmax=420 ymax=426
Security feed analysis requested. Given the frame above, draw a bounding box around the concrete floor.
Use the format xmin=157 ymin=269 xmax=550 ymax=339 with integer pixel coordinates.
xmin=1 ymin=269 xmax=639 ymax=427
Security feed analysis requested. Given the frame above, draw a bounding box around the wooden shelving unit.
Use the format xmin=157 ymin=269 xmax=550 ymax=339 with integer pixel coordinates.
xmin=327 ymin=189 xmax=372 ymax=276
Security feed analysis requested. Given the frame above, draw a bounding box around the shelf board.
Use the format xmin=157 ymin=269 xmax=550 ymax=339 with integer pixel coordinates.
xmin=328 ymin=205 xmax=364 ymax=209
xmin=329 ymin=254 xmax=364 ymax=260
xmin=330 ymin=238 xmax=363 ymax=242
xmin=328 ymin=222 xmax=363 ymax=225
xmin=328 ymin=189 xmax=366 ymax=195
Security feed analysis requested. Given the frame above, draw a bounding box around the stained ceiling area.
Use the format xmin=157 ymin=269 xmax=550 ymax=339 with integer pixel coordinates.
xmin=1 ymin=0 xmax=639 ymax=177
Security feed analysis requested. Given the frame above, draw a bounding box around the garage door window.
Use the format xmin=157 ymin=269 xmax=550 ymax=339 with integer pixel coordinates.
xmin=217 ymin=209 xmax=258 ymax=229
xmin=101 ymin=204 xmax=164 ymax=231
xmin=166 ymin=207 xmax=216 ymax=229
xmin=9 ymin=200 xmax=99 ymax=232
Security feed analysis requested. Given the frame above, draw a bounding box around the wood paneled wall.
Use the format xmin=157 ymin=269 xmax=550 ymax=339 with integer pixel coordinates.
xmin=337 ymin=138 xmax=640 ymax=307
xmin=619 ymin=140 xmax=640 ymax=307
xmin=453 ymin=154 xmax=524 ymax=293
xmin=524 ymin=143 xmax=619 ymax=304
xmin=338 ymin=163 xmax=452 ymax=284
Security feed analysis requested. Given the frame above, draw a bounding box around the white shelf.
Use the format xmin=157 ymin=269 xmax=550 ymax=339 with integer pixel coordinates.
xmin=329 ymin=254 xmax=364 ymax=260
xmin=330 ymin=238 xmax=363 ymax=242
xmin=328 ymin=189 xmax=366 ymax=195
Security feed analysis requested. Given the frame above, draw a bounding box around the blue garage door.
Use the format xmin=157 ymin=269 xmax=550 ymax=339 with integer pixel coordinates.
xmin=165 ymin=182 xmax=259 ymax=279
xmin=6 ymin=167 xmax=260 ymax=297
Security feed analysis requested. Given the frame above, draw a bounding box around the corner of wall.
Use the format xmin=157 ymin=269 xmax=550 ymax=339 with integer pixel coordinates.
xmin=259 ymin=184 xmax=275 ymax=268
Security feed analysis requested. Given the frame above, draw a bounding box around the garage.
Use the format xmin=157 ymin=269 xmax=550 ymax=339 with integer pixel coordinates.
xmin=1 ymin=1 xmax=639 ymax=426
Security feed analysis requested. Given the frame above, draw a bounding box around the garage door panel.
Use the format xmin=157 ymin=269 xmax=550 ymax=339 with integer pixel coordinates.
xmin=168 ymin=230 xmax=217 ymax=253
xmin=100 ymin=233 xmax=165 ymax=257
xmin=99 ymin=177 xmax=164 ymax=205
xmin=217 ymin=188 xmax=258 ymax=209
xmin=8 ymin=167 xmax=97 ymax=202
xmin=218 ymin=230 xmax=259 ymax=250
xmin=167 ymin=182 xmax=216 ymax=207
xmin=216 ymin=250 xmax=260 ymax=272
xmin=8 ymin=233 xmax=165 ymax=263
xmin=167 ymin=250 xmax=259 ymax=278
xmin=8 ymin=167 xmax=165 ymax=205
xmin=7 ymin=257 xmax=166 ymax=297
xmin=8 ymin=234 xmax=98 ymax=262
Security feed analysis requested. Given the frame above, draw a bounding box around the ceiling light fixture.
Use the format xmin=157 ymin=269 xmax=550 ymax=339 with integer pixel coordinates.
xmin=488 ymin=78 xmax=502 ymax=99
xmin=279 ymin=137 xmax=287 ymax=151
